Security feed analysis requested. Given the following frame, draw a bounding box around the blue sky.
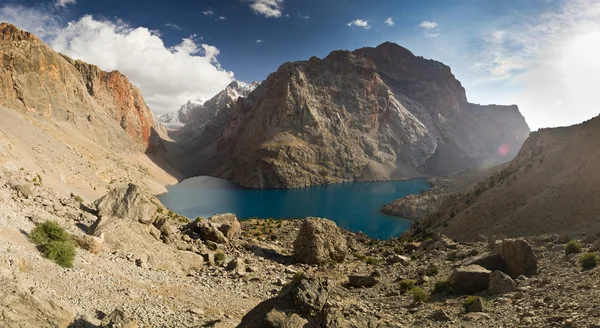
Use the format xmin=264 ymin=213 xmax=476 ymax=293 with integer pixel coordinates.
xmin=1 ymin=0 xmax=599 ymax=129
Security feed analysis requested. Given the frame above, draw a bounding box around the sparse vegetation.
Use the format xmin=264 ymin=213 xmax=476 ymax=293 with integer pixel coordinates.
xmin=463 ymin=296 xmax=480 ymax=311
xmin=73 ymin=195 xmax=84 ymax=203
xmin=410 ymin=287 xmax=428 ymax=303
xmin=215 ymin=251 xmax=226 ymax=266
xmin=425 ymin=266 xmax=439 ymax=276
xmin=365 ymin=256 xmax=382 ymax=265
xmin=432 ymin=280 xmax=452 ymax=294
xmin=393 ymin=246 xmax=404 ymax=255
xmin=29 ymin=221 xmax=75 ymax=268
xmin=565 ymin=240 xmax=582 ymax=255
xmin=399 ymin=279 xmax=416 ymax=292
xmin=579 ymin=252 xmax=598 ymax=271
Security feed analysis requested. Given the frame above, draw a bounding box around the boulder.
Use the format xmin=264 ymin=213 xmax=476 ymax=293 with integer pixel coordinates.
xmin=73 ymin=234 xmax=104 ymax=254
xmin=429 ymin=309 xmax=452 ymax=322
xmin=208 ymin=213 xmax=241 ymax=239
xmin=101 ymin=309 xmax=138 ymax=328
xmin=199 ymin=222 xmax=228 ymax=244
xmin=497 ymin=239 xmax=538 ymax=278
xmin=449 ymin=265 xmax=491 ymax=294
xmin=293 ymin=218 xmax=348 ymax=265
xmin=265 ymin=309 xmax=309 ymax=328
xmin=387 ymin=254 xmax=411 ymax=265
xmin=226 ymin=258 xmax=247 ymax=276
xmin=94 ymin=183 xmax=157 ymax=225
xmin=9 ymin=181 xmax=33 ymax=199
xmin=465 ymin=296 xmax=486 ymax=313
xmin=488 ymin=270 xmax=517 ymax=295
xmin=591 ymin=239 xmax=600 ymax=252
xmin=582 ymin=235 xmax=598 ymax=245
xmin=348 ymin=275 xmax=378 ymax=288
xmin=154 ymin=216 xmax=182 ymax=244
xmin=462 ymin=252 xmax=505 ymax=272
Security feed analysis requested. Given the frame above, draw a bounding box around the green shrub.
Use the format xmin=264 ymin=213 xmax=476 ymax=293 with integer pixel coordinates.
xmin=565 ymin=240 xmax=582 ymax=255
xmin=410 ymin=287 xmax=428 ymax=303
xmin=73 ymin=195 xmax=84 ymax=203
xmin=393 ymin=246 xmax=404 ymax=255
xmin=29 ymin=221 xmax=71 ymax=245
xmin=365 ymin=256 xmax=382 ymax=265
xmin=432 ymin=280 xmax=452 ymax=294
xmin=399 ymin=279 xmax=416 ymax=292
xmin=463 ymin=296 xmax=479 ymax=310
xmin=215 ymin=251 xmax=226 ymax=266
xmin=29 ymin=221 xmax=75 ymax=268
xmin=425 ymin=266 xmax=439 ymax=276
xmin=43 ymin=241 xmax=75 ymax=268
xmin=579 ymin=252 xmax=598 ymax=271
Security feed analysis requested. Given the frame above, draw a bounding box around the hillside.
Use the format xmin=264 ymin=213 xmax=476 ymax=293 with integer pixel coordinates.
xmin=179 ymin=42 xmax=530 ymax=188
xmin=419 ymin=115 xmax=600 ymax=241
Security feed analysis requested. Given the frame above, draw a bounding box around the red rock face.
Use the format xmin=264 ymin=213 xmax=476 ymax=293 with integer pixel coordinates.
xmin=0 ymin=22 xmax=159 ymax=151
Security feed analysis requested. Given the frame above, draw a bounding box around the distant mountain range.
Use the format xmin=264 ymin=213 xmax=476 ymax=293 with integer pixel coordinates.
xmin=164 ymin=42 xmax=530 ymax=188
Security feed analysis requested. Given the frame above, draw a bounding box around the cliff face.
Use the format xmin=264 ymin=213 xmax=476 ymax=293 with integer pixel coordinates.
xmin=193 ymin=42 xmax=529 ymax=188
xmin=422 ymin=115 xmax=600 ymax=241
xmin=0 ymin=23 xmax=161 ymax=151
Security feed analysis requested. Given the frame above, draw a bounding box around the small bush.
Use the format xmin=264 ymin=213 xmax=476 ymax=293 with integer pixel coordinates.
xmin=29 ymin=221 xmax=71 ymax=245
xmin=463 ymin=296 xmax=479 ymax=310
xmin=29 ymin=221 xmax=75 ymax=268
xmin=365 ymin=256 xmax=382 ymax=265
xmin=579 ymin=252 xmax=598 ymax=271
xmin=410 ymin=287 xmax=428 ymax=303
xmin=393 ymin=246 xmax=404 ymax=255
xmin=425 ymin=266 xmax=439 ymax=276
xmin=73 ymin=195 xmax=84 ymax=203
xmin=399 ymin=279 xmax=416 ymax=292
xmin=432 ymin=280 xmax=452 ymax=294
xmin=43 ymin=241 xmax=76 ymax=268
xmin=215 ymin=251 xmax=226 ymax=266
xmin=565 ymin=240 xmax=582 ymax=255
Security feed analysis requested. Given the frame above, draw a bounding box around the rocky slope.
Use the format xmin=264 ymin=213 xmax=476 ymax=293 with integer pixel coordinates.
xmin=3 ymin=165 xmax=600 ymax=327
xmin=419 ymin=115 xmax=600 ymax=241
xmin=183 ymin=42 xmax=529 ymax=188
xmin=0 ymin=22 xmax=164 ymax=152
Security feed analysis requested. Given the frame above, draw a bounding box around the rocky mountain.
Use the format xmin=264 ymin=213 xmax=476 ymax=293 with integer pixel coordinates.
xmin=419 ymin=115 xmax=600 ymax=241
xmin=156 ymin=99 xmax=203 ymax=130
xmin=184 ymin=42 xmax=530 ymax=188
xmin=0 ymin=22 xmax=163 ymax=152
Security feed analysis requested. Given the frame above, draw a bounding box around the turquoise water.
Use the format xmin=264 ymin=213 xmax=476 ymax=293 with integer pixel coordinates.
xmin=157 ymin=176 xmax=430 ymax=240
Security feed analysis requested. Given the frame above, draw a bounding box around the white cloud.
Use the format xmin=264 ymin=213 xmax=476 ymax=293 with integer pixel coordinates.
xmin=218 ymin=16 xmax=226 ymax=20
xmin=202 ymin=9 xmax=215 ymax=16
xmin=419 ymin=21 xmax=437 ymax=30
xmin=348 ymin=19 xmax=370 ymax=29
xmin=385 ymin=17 xmax=394 ymax=26
xmin=250 ymin=0 xmax=284 ymax=18
xmin=256 ymin=39 xmax=263 ymax=43
xmin=165 ymin=23 xmax=183 ymax=30
xmin=55 ymin=0 xmax=76 ymax=8
xmin=298 ymin=12 xmax=310 ymax=19
xmin=0 ymin=6 xmax=235 ymax=114
xmin=419 ymin=21 xmax=439 ymax=37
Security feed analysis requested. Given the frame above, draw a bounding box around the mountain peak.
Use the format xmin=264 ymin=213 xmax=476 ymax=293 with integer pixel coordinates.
xmin=0 ymin=22 xmax=41 ymax=43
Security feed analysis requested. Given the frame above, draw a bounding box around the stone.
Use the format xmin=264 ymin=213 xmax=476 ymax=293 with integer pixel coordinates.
xmin=462 ymin=252 xmax=505 ymax=272
xmin=429 ymin=309 xmax=452 ymax=322
xmin=101 ymin=309 xmax=138 ymax=328
xmin=226 ymin=258 xmax=246 ymax=276
xmin=153 ymin=216 xmax=182 ymax=244
xmin=148 ymin=224 xmax=162 ymax=241
xmin=556 ymin=234 xmax=571 ymax=244
xmin=387 ymin=254 xmax=411 ymax=265
xmin=449 ymin=265 xmax=491 ymax=294
xmin=348 ymin=275 xmax=378 ymax=288
xmin=265 ymin=309 xmax=309 ymax=328
xmin=10 ymin=181 xmax=33 ymax=199
xmin=73 ymin=234 xmax=104 ymax=254
xmin=208 ymin=213 xmax=242 ymax=239
xmin=583 ymin=235 xmax=599 ymax=244
xmin=498 ymin=239 xmax=538 ymax=278
xmin=198 ymin=222 xmax=228 ymax=244
xmin=488 ymin=270 xmax=517 ymax=295
xmin=293 ymin=218 xmax=348 ymax=265
xmin=591 ymin=240 xmax=600 ymax=252
xmin=94 ymin=184 xmax=158 ymax=225
xmin=465 ymin=297 xmax=486 ymax=313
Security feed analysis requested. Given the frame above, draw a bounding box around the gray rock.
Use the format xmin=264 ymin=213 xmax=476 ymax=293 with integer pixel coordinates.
xmin=208 ymin=213 xmax=241 ymax=239
xmin=429 ymin=309 xmax=452 ymax=322
xmin=591 ymin=240 xmax=600 ymax=252
xmin=449 ymin=265 xmax=491 ymax=294
xmin=94 ymin=183 xmax=158 ymax=225
xmin=10 ymin=181 xmax=33 ymax=199
xmin=583 ymin=235 xmax=599 ymax=245
xmin=387 ymin=254 xmax=411 ymax=265
xmin=348 ymin=275 xmax=378 ymax=288
xmin=462 ymin=252 xmax=505 ymax=272
xmin=556 ymin=233 xmax=571 ymax=244
xmin=198 ymin=222 xmax=228 ymax=244
xmin=498 ymin=239 xmax=538 ymax=278
xmin=265 ymin=309 xmax=309 ymax=328
xmin=293 ymin=218 xmax=348 ymax=265
xmin=488 ymin=270 xmax=517 ymax=295
xmin=465 ymin=296 xmax=486 ymax=313
xmin=226 ymin=258 xmax=246 ymax=276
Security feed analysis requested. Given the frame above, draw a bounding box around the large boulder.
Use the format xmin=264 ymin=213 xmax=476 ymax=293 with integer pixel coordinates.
xmin=293 ymin=218 xmax=348 ymax=265
xmin=94 ymin=183 xmax=157 ymax=225
xmin=488 ymin=270 xmax=517 ymax=295
xmin=497 ymin=239 xmax=538 ymax=278
xmin=449 ymin=265 xmax=491 ymax=294
xmin=208 ymin=213 xmax=241 ymax=239
xmin=462 ymin=252 xmax=505 ymax=272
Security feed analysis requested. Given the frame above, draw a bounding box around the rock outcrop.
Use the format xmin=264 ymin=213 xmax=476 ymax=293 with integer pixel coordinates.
xmin=182 ymin=42 xmax=529 ymax=188
xmin=422 ymin=115 xmax=600 ymax=241
xmin=293 ymin=218 xmax=348 ymax=265
xmin=0 ymin=22 xmax=164 ymax=152
xmin=449 ymin=265 xmax=491 ymax=294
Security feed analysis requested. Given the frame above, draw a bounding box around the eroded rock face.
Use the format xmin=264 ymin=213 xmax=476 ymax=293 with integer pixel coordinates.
xmin=208 ymin=213 xmax=242 ymax=239
xmin=0 ymin=23 xmax=163 ymax=151
xmin=187 ymin=42 xmax=529 ymax=188
xmin=293 ymin=218 xmax=348 ymax=265
xmin=498 ymin=239 xmax=538 ymax=278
